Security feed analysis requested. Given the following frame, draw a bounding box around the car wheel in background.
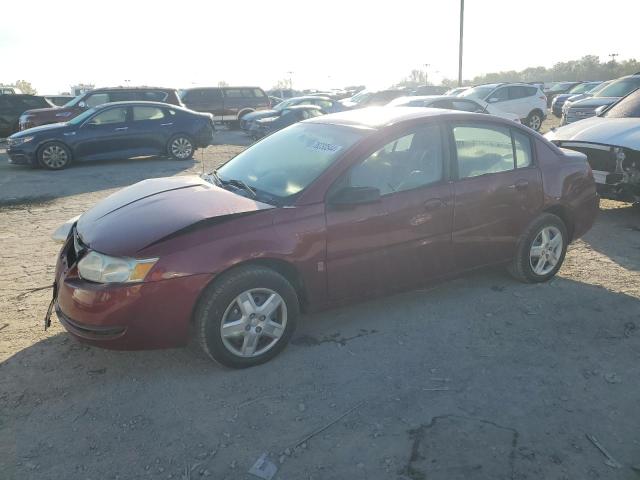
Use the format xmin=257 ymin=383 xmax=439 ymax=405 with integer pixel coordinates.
xmin=167 ymin=134 xmax=194 ymax=160
xmin=509 ymin=213 xmax=568 ymax=283
xmin=38 ymin=142 xmax=72 ymax=170
xmin=194 ymin=265 xmax=299 ymax=368
xmin=525 ymin=111 xmax=543 ymax=131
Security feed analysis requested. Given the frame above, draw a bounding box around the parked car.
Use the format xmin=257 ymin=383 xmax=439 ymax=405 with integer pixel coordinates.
xmin=546 ymin=89 xmax=640 ymax=203
xmin=180 ymin=86 xmax=270 ymax=126
xmin=241 ymin=96 xmax=344 ymax=132
xmin=18 ymin=87 xmax=183 ymax=130
xmin=543 ymin=81 xmax=583 ymax=106
xmin=49 ymin=107 xmax=597 ymax=367
xmin=561 ymin=74 xmax=640 ymax=125
xmin=409 ymin=85 xmax=448 ymax=96
xmin=340 ymin=89 xmax=406 ymax=109
xmin=6 ymin=101 xmax=214 ymax=169
xmin=0 ymin=86 xmax=22 ymax=94
xmin=248 ymin=104 xmax=323 ymax=138
xmin=388 ymin=95 xmax=521 ymax=123
xmin=560 ymin=80 xmax=613 ymax=118
xmin=0 ymin=94 xmax=54 ymax=138
xmin=45 ymin=95 xmax=74 ymax=107
xmin=444 ymin=87 xmax=470 ymax=96
xmin=550 ymin=82 xmax=601 ymax=117
xmin=458 ymin=83 xmax=547 ymax=130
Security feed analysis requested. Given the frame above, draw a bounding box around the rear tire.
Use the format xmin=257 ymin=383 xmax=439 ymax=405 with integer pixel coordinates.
xmin=167 ymin=134 xmax=194 ymax=160
xmin=509 ymin=213 xmax=568 ymax=283
xmin=194 ymin=266 xmax=299 ymax=368
xmin=525 ymin=110 xmax=543 ymax=131
xmin=38 ymin=141 xmax=72 ymax=170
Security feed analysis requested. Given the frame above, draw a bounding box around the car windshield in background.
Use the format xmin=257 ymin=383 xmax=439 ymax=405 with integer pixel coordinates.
xmin=67 ymin=107 xmax=98 ymax=125
xmin=603 ymin=90 xmax=640 ymax=118
xmin=63 ymin=95 xmax=82 ymax=107
xmin=217 ymin=123 xmax=366 ymax=202
xmin=459 ymin=85 xmax=496 ymax=100
xmin=569 ymin=83 xmax=596 ymax=94
xmin=349 ymin=91 xmax=373 ymax=104
xmin=548 ymin=82 xmax=574 ymax=92
xmin=595 ymin=78 xmax=640 ymax=98
xmin=274 ymin=98 xmax=298 ymax=110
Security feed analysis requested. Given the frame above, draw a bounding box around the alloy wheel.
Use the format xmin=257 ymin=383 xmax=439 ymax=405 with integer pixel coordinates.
xmin=529 ymin=226 xmax=563 ymax=276
xmin=529 ymin=114 xmax=541 ymax=131
xmin=220 ymin=288 xmax=287 ymax=358
xmin=171 ymin=137 xmax=193 ymax=159
xmin=41 ymin=145 xmax=68 ymax=168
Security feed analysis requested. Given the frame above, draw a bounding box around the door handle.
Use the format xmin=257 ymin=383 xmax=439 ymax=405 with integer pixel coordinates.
xmin=160 ymin=122 xmax=173 ymax=126
xmin=424 ymin=198 xmax=446 ymax=211
xmin=509 ymin=180 xmax=529 ymax=191
xmin=114 ymin=126 xmax=128 ymax=131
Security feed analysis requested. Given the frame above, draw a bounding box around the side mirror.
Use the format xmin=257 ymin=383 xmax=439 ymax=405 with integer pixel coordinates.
xmin=329 ymin=186 xmax=381 ymax=206
xmin=594 ymin=105 xmax=607 ymax=116
xmin=78 ymin=101 xmax=86 ymax=108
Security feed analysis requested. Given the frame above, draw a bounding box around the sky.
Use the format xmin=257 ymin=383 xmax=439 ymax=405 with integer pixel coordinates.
xmin=1 ymin=0 xmax=637 ymax=95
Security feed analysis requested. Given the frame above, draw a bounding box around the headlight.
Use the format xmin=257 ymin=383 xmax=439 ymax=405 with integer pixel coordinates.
xmin=77 ymin=251 xmax=158 ymax=284
xmin=8 ymin=136 xmax=34 ymax=146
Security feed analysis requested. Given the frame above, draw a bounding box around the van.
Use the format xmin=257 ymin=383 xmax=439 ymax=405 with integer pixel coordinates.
xmin=180 ymin=87 xmax=270 ymax=125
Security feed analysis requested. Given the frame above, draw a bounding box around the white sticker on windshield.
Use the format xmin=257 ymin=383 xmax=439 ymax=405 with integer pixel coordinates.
xmin=305 ymin=140 xmax=343 ymax=154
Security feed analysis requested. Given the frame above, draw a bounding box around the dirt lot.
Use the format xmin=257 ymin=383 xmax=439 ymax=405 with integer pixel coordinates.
xmin=1 ymin=119 xmax=639 ymax=480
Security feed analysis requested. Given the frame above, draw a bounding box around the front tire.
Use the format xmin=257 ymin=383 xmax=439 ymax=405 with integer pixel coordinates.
xmin=525 ymin=111 xmax=543 ymax=131
xmin=194 ymin=266 xmax=299 ymax=368
xmin=38 ymin=142 xmax=72 ymax=170
xmin=167 ymin=134 xmax=194 ymax=160
xmin=509 ymin=213 xmax=568 ymax=283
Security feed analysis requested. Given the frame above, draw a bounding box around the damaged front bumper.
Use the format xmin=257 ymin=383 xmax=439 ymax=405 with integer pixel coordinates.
xmin=553 ymin=141 xmax=640 ymax=202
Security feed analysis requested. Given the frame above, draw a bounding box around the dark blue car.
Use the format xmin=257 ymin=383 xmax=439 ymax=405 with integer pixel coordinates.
xmin=6 ymin=101 xmax=214 ymax=169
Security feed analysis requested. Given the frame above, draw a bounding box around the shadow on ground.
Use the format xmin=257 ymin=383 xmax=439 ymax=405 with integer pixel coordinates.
xmin=1 ymin=272 xmax=638 ymax=480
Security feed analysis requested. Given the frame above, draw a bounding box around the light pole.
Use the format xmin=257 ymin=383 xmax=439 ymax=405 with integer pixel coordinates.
xmin=423 ymin=64 xmax=430 ymax=85
xmin=287 ymin=71 xmax=294 ymax=91
xmin=458 ymin=0 xmax=464 ymax=86
xmin=609 ymin=53 xmax=619 ymax=63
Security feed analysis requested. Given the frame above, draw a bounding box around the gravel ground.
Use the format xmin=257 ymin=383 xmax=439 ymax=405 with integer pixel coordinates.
xmin=1 ymin=120 xmax=639 ymax=480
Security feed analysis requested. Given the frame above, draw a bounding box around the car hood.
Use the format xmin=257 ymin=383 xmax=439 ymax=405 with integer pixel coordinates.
xmin=569 ymin=97 xmax=618 ymax=109
xmin=10 ymin=121 xmax=71 ymax=137
xmin=76 ymin=176 xmax=275 ymax=256
xmin=545 ymin=116 xmax=640 ymax=150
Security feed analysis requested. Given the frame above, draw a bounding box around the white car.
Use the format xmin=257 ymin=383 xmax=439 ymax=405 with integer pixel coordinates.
xmin=457 ymin=83 xmax=547 ymax=131
xmin=545 ymin=89 xmax=640 ymax=203
xmin=444 ymin=86 xmax=470 ymax=96
xmin=387 ymin=95 xmax=521 ymax=123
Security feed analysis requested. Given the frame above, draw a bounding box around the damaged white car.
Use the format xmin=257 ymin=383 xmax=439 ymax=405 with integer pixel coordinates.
xmin=546 ymin=89 xmax=640 ymax=203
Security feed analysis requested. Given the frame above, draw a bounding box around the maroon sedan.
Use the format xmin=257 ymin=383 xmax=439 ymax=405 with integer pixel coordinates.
xmin=51 ymin=107 xmax=598 ymax=368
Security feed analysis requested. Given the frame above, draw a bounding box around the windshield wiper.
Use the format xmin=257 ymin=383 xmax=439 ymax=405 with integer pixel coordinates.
xmin=223 ymin=178 xmax=257 ymax=198
xmin=203 ymin=169 xmax=224 ymax=187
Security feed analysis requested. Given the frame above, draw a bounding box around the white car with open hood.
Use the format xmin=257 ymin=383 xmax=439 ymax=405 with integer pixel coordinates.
xmin=545 ymin=89 xmax=640 ymax=203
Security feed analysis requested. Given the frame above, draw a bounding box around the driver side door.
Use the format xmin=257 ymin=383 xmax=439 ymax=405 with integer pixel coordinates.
xmin=74 ymin=106 xmax=133 ymax=160
xmin=324 ymin=123 xmax=453 ymax=301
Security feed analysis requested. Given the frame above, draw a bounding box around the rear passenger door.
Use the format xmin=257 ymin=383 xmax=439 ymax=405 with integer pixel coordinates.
xmin=448 ymin=122 xmax=543 ymax=270
xmin=128 ymin=105 xmax=171 ymax=155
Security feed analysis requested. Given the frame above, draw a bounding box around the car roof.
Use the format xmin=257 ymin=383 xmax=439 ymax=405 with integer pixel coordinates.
xmin=91 ymin=86 xmax=175 ymax=91
xmin=290 ymin=95 xmax=331 ymax=101
xmin=283 ymin=104 xmax=322 ymax=110
xmin=307 ymin=106 xmax=487 ymax=129
xmin=182 ymin=86 xmax=263 ymax=90
xmin=93 ymin=101 xmax=185 ymax=109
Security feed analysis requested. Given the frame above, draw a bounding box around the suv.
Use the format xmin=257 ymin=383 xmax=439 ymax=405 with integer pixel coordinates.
xmin=18 ymin=87 xmax=183 ymax=130
xmin=561 ymin=74 xmax=640 ymax=125
xmin=458 ymin=83 xmax=547 ymax=130
xmin=180 ymin=87 xmax=270 ymax=125
xmin=0 ymin=94 xmax=53 ymax=138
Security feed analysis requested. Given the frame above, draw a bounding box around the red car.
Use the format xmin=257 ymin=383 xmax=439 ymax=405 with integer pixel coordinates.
xmin=51 ymin=107 xmax=598 ymax=368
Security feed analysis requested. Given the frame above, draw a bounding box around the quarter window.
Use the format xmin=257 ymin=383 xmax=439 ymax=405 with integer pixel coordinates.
xmin=133 ymin=106 xmax=164 ymax=121
xmin=88 ymin=107 xmax=128 ymax=125
xmin=453 ymin=125 xmax=514 ymax=178
xmin=344 ymin=125 xmax=443 ymax=195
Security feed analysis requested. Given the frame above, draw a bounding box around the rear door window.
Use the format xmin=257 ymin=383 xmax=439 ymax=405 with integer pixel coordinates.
xmin=133 ymin=106 xmax=165 ymax=121
xmin=224 ymin=89 xmax=243 ymax=98
xmin=142 ymin=91 xmax=168 ymax=102
xmin=110 ymin=91 xmax=138 ymax=102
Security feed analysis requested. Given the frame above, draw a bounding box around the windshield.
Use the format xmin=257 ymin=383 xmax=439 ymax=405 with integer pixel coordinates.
xmin=348 ymin=90 xmax=373 ymax=104
xmin=595 ymin=77 xmax=640 ymax=98
xmin=274 ymin=98 xmax=299 ymax=111
xmin=216 ymin=123 xmax=366 ymax=202
xmin=63 ymin=94 xmax=84 ymax=108
xmin=548 ymin=82 xmax=575 ymax=93
xmin=459 ymin=85 xmax=497 ymax=100
xmin=568 ymin=83 xmax=596 ymax=94
xmin=603 ymin=90 xmax=640 ymax=118
xmin=67 ymin=107 xmax=98 ymax=125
